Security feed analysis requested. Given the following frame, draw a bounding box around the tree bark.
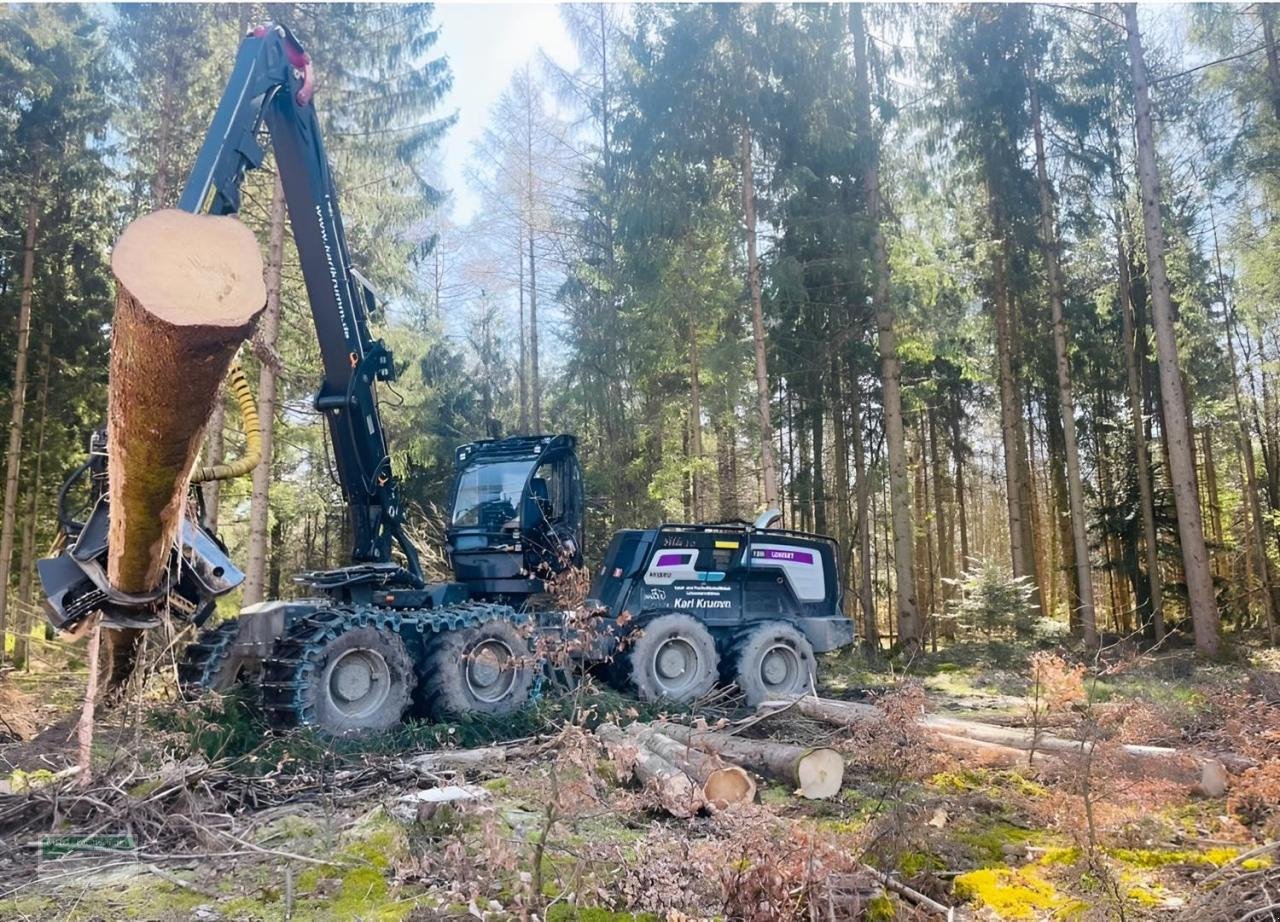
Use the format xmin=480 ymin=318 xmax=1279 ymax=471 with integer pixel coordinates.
xmin=626 ymin=723 xmax=756 ymax=809
xmin=740 ymin=122 xmax=779 ymax=509
xmin=659 ymin=722 xmax=844 ymax=800
xmin=596 ymin=722 xmax=703 ymax=817
xmin=107 ymin=209 xmax=264 ymax=594
xmin=0 ymin=195 xmax=39 ymax=663
xmin=243 ymin=176 xmax=286 ymax=606
xmin=202 ymin=400 xmax=226 ymax=529
xmin=852 ymin=5 xmax=919 ymax=647
xmin=1126 ymin=5 xmax=1221 ymax=656
xmin=1030 ymin=77 xmax=1097 ymax=644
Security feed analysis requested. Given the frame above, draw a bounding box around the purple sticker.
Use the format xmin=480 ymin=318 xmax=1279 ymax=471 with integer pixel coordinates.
xmin=656 ymin=552 xmax=688 ymax=567
xmin=755 ymin=549 xmax=814 ymax=565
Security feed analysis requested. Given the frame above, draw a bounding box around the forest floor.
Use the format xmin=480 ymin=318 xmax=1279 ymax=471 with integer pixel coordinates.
xmin=0 ymin=633 xmax=1277 ymax=921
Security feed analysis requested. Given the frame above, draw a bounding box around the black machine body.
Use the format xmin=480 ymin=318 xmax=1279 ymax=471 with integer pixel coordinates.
xmin=446 ymin=434 xmax=584 ymax=603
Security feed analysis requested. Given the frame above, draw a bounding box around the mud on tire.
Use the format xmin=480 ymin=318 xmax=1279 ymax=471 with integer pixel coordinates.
xmin=285 ymin=624 xmax=417 ymax=734
xmin=625 ymin=612 xmax=719 ymax=704
xmin=730 ymin=621 xmax=815 ymax=706
xmin=420 ymin=619 xmax=536 ymax=719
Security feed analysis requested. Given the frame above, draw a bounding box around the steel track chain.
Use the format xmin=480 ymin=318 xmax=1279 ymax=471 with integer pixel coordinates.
xmin=178 ymin=619 xmax=242 ymax=700
xmin=260 ymin=601 xmax=526 ymax=729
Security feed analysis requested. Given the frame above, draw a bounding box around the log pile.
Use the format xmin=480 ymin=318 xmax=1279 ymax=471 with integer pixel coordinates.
xmin=594 ymin=720 xmax=846 ymax=816
xmin=763 ymin=694 xmax=1244 ymax=797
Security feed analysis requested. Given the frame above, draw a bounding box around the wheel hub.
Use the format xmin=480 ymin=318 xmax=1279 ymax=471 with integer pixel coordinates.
xmin=465 ymin=638 xmax=517 ymax=703
xmin=760 ymin=642 xmax=800 ymax=689
xmin=325 ymin=648 xmax=391 ymax=718
xmin=653 ymin=637 xmax=699 ymax=692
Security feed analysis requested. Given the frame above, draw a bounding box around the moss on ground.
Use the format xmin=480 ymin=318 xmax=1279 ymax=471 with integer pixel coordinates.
xmin=953 ymin=865 xmax=1083 ymax=920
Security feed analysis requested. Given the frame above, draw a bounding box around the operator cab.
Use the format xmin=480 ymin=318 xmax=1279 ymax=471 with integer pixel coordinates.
xmin=446 ymin=434 xmax=584 ymax=599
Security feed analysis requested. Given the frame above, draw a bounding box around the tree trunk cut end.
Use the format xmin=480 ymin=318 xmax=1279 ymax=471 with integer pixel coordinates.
xmin=795 ymin=748 xmax=844 ymax=799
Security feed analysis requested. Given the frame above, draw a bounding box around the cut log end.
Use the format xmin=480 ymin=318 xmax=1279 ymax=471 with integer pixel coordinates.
xmin=111 ymin=209 xmax=266 ymax=329
xmin=703 ymin=766 xmax=757 ymax=810
xmin=795 ymin=747 xmax=844 ymax=799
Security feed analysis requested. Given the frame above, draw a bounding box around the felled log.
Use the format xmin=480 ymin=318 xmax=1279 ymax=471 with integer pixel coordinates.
xmin=401 ymin=746 xmax=508 ymax=773
xmin=625 ymin=723 xmax=756 ymax=810
xmin=107 ymin=209 xmax=265 ymax=594
xmin=659 ymin=722 xmax=844 ymax=800
xmin=769 ymin=695 xmax=1232 ymax=796
xmin=596 ymin=722 xmax=704 ymax=817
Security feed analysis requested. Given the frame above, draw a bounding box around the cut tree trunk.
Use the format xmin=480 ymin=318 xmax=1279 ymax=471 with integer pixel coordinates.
xmin=1126 ymin=4 xmax=1221 ymax=656
xmin=625 ymin=723 xmax=756 ymax=810
xmin=658 ymin=722 xmax=844 ymax=799
xmin=772 ymin=695 xmax=1234 ymax=795
xmin=596 ymin=722 xmax=703 ymax=817
xmin=107 ymin=209 xmax=264 ymax=594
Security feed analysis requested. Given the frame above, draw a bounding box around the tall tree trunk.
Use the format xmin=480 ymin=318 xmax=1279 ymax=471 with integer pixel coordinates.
xmin=1126 ymin=4 xmax=1221 ymax=656
xmin=203 ymin=401 xmax=226 ymax=529
xmin=811 ymin=384 xmax=826 ymax=536
xmin=990 ymin=190 xmax=1034 ymax=592
xmin=1115 ymin=210 xmax=1165 ymax=640
xmin=831 ymin=352 xmax=854 ymax=598
xmin=1202 ymin=427 xmax=1224 ymax=579
xmin=518 ymin=226 xmax=528 ymax=433
xmin=1214 ymin=210 xmax=1278 ymax=642
xmin=852 ymin=5 xmax=919 ymax=647
xmin=1261 ymin=5 xmax=1280 ymax=122
xmin=688 ymin=305 xmax=704 ymax=522
xmin=741 ymin=122 xmax=778 ymax=509
xmin=528 ymin=232 xmax=541 ymax=431
xmin=14 ymin=322 xmax=51 ymax=669
xmin=243 ymin=176 xmax=286 ymax=606
xmin=1046 ymin=396 xmax=1079 ymax=628
xmin=1031 ymin=77 xmax=1098 ymax=644
xmin=951 ymin=393 xmax=971 ymax=569
xmin=930 ymin=407 xmax=955 ymax=638
xmin=0 ymin=195 xmax=39 ymax=662
xmin=851 ymin=379 xmax=878 ymax=651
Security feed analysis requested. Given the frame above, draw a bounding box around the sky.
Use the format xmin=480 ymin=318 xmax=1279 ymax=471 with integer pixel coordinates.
xmin=433 ymin=3 xmax=579 ymax=223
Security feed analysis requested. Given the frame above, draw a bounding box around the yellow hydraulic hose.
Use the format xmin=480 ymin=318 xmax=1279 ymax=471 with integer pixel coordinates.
xmin=191 ymin=361 xmax=262 ymax=483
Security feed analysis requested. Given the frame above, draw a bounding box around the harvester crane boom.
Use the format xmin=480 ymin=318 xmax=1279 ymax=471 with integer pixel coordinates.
xmin=181 ymin=24 xmax=420 ymax=581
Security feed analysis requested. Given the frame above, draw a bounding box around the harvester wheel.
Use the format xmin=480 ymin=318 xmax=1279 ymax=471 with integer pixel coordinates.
xmin=178 ymin=620 xmax=244 ymax=700
xmin=730 ymin=622 xmax=815 ymax=706
xmin=302 ymin=626 xmax=416 ymax=733
xmin=625 ymin=612 xmax=719 ymax=704
xmin=422 ymin=620 xmax=536 ymax=718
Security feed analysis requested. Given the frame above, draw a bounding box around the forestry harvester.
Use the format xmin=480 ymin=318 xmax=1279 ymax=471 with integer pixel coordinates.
xmin=37 ymin=24 xmax=853 ymax=734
